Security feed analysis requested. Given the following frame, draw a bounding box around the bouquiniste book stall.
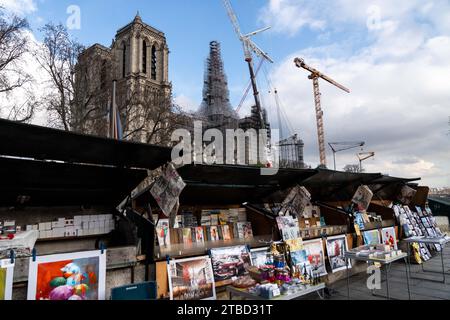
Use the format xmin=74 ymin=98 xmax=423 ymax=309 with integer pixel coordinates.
xmin=128 ymin=164 xmax=387 ymax=300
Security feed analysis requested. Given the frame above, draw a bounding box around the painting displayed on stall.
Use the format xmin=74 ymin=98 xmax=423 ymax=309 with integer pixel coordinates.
xmin=250 ymin=247 xmax=272 ymax=268
xmin=362 ymin=229 xmax=381 ymax=245
xmin=276 ymin=216 xmax=300 ymax=241
xmin=326 ymin=235 xmax=351 ymax=273
xmin=210 ymin=245 xmax=251 ymax=282
xmin=290 ymin=249 xmax=311 ymax=275
xmin=156 ymin=219 xmax=170 ymax=247
xmin=27 ymin=250 xmax=106 ymax=300
xmin=381 ymin=227 xmax=398 ymax=250
xmin=0 ymin=260 xmax=14 ymax=300
xmin=303 ymin=239 xmax=328 ymax=276
xmin=168 ymin=256 xmax=216 ymax=300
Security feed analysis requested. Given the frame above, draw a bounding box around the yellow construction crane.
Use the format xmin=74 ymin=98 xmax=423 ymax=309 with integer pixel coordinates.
xmin=294 ymin=58 xmax=350 ymax=168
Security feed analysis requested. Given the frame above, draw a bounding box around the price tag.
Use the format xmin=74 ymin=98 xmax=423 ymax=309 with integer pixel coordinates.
xmin=272 ymin=288 xmax=281 ymax=297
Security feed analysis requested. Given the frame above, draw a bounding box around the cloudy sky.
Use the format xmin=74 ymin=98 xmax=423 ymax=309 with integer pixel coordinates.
xmin=1 ymin=0 xmax=449 ymax=188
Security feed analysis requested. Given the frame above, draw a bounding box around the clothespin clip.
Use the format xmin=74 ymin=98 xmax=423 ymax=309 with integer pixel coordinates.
xmin=166 ymin=255 xmax=170 ymax=265
xmin=100 ymin=242 xmax=106 ymax=254
xmin=32 ymin=248 xmax=37 ymax=262
xmin=9 ymin=249 xmax=15 ymax=264
xmin=207 ymin=249 xmax=212 ymax=259
xmin=246 ymin=244 xmax=251 ymax=253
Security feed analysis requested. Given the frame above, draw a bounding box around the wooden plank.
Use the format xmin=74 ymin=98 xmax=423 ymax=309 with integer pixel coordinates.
xmin=12 ymin=246 xmax=137 ymax=282
xmin=156 ymin=261 xmax=169 ymax=299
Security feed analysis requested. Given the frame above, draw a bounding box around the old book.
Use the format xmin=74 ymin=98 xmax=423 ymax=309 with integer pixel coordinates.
xmin=182 ymin=228 xmax=193 ymax=245
xmin=221 ymin=225 xmax=232 ymax=241
xmin=210 ymin=226 xmax=220 ymax=241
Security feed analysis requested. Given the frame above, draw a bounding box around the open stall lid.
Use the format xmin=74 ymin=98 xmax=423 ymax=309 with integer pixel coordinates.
xmin=0 ymin=118 xmax=171 ymax=170
xmin=134 ymin=164 xmax=318 ymax=206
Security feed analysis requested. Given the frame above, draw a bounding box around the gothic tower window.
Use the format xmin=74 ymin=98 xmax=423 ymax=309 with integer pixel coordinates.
xmin=142 ymin=40 xmax=147 ymax=74
xmin=151 ymin=45 xmax=157 ymax=80
xmin=122 ymin=43 xmax=127 ymax=78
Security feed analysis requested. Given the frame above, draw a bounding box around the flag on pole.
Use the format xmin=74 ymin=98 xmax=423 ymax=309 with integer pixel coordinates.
xmin=110 ymin=80 xmax=123 ymax=140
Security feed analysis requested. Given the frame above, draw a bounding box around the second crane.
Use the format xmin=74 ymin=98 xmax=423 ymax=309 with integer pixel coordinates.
xmin=294 ymin=58 xmax=350 ymax=168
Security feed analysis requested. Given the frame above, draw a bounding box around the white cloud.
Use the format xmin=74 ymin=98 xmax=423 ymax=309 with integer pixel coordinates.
xmin=261 ymin=0 xmax=450 ymax=187
xmin=174 ymin=94 xmax=198 ymax=113
xmin=0 ymin=0 xmax=37 ymax=15
xmin=258 ymin=0 xmax=326 ymax=36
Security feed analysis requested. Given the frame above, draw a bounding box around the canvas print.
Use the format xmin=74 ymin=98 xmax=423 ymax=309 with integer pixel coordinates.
xmin=156 ymin=219 xmax=170 ymax=247
xmin=303 ymin=239 xmax=328 ymax=276
xmin=167 ymin=256 xmax=216 ymax=300
xmin=362 ymin=229 xmax=381 ymax=245
xmin=326 ymin=235 xmax=351 ymax=273
xmin=210 ymin=245 xmax=251 ymax=281
xmin=250 ymin=247 xmax=271 ymax=267
xmin=381 ymin=227 xmax=398 ymax=250
xmin=290 ymin=249 xmax=311 ymax=275
xmin=0 ymin=260 xmax=14 ymax=300
xmin=27 ymin=250 xmax=106 ymax=300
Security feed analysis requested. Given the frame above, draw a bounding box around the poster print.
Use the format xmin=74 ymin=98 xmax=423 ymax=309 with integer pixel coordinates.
xmin=326 ymin=235 xmax=351 ymax=273
xmin=167 ymin=256 xmax=216 ymax=300
xmin=210 ymin=245 xmax=251 ymax=282
xmin=303 ymin=239 xmax=328 ymax=276
xmin=0 ymin=260 xmax=14 ymax=300
xmin=27 ymin=250 xmax=106 ymax=300
xmin=362 ymin=229 xmax=381 ymax=246
xmin=156 ymin=219 xmax=170 ymax=247
xmin=250 ymin=247 xmax=271 ymax=268
xmin=381 ymin=227 xmax=398 ymax=250
xmin=351 ymin=185 xmax=373 ymax=211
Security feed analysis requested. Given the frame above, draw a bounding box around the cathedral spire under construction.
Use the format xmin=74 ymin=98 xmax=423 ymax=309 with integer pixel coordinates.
xmin=197 ymin=41 xmax=239 ymax=131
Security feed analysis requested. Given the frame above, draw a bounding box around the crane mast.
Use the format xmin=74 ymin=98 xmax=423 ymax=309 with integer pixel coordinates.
xmin=294 ymin=57 xmax=350 ymax=168
xmin=222 ymin=0 xmax=273 ymax=128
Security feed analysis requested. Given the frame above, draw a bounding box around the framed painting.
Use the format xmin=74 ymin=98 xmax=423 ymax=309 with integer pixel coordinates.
xmin=326 ymin=235 xmax=351 ymax=273
xmin=0 ymin=260 xmax=14 ymax=300
xmin=167 ymin=255 xmax=216 ymax=300
xmin=210 ymin=245 xmax=251 ymax=282
xmin=303 ymin=239 xmax=328 ymax=277
xmin=27 ymin=250 xmax=106 ymax=300
xmin=381 ymin=227 xmax=398 ymax=250
xmin=362 ymin=229 xmax=381 ymax=245
xmin=250 ymin=247 xmax=271 ymax=268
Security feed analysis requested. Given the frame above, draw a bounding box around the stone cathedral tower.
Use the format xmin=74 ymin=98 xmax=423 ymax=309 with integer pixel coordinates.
xmin=73 ymin=13 xmax=171 ymax=143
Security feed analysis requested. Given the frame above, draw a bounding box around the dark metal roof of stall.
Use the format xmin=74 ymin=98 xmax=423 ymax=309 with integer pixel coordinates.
xmin=134 ymin=164 xmax=318 ymax=205
xmin=0 ymin=157 xmax=147 ymax=206
xmin=0 ymin=118 xmax=171 ymax=170
xmin=368 ymin=175 xmax=421 ymax=201
xmin=301 ymin=169 xmax=383 ymax=202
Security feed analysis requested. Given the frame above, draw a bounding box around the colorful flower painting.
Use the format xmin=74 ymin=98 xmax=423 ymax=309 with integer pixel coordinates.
xmin=27 ymin=250 xmax=106 ymax=300
xmin=168 ymin=256 xmax=216 ymax=300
